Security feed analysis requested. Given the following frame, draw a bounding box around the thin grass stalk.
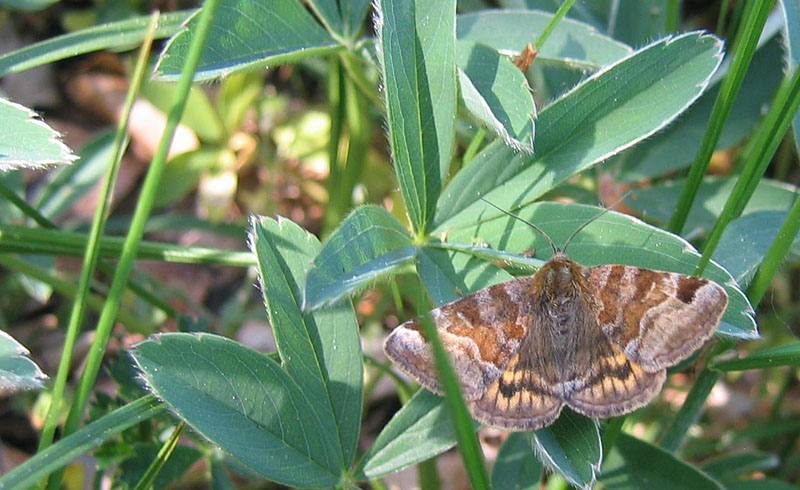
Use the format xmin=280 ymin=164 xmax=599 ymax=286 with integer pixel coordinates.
xmin=695 ymin=67 xmax=800 ymax=274
xmin=37 ymin=13 xmax=160 ymax=453
xmin=668 ymin=0 xmax=773 ymax=234
xmin=659 ymin=337 xmax=735 ymax=452
xmin=0 ymin=395 xmax=164 ymax=490
xmin=748 ymin=193 xmax=800 ymax=306
xmin=0 ymin=184 xmax=178 ymax=318
xmin=730 ymin=69 xmax=800 ymax=218
xmin=665 ymin=0 xmax=681 ymax=32
xmin=0 ymin=181 xmax=53 ymax=228
xmin=601 ymin=416 xmax=626 ymax=461
xmin=461 ymin=127 xmax=486 ymax=167
xmin=418 ymin=314 xmax=491 ymax=489
xmin=368 ymin=478 xmax=389 ymax=490
xmin=339 ymin=74 xmax=370 ymax=209
xmin=729 ymin=0 xmax=749 ymax=34
xmin=47 ymin=1 xmax=221 ymax=486
xmin=0 ymin=255 xmax=146 ymax=331
xmin=324 ymin=57 xmax=346 ymax=235
xmin=535 ymin=0 xmax=577 ymax=49
xmin=417 ymin=458 xmax=443 ymax=490
xmin=0 ymin=224 xmax=255 ymax=267
xmin=658 ymin=367 xmax=722 ymax=452
xmin=131 ymin=423 xmax=185 ymax=490
xmin=324 ymin=61 xmax=370 ymax=234
xmin=716 ymin=0 xmax=732 ymax=36
xmin=341 ymin=50 xmax=382 ymax=107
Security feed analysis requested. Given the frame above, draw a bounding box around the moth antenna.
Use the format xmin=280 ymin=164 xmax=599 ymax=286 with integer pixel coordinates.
xmin=562 ymin=191 xmax=634 ymax=253
xmin=480 ymin=198 xmax=559 ymax=255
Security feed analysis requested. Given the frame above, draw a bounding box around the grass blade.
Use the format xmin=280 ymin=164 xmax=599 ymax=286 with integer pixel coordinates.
xmin=668 ymin=0 xmax=774 ymax=234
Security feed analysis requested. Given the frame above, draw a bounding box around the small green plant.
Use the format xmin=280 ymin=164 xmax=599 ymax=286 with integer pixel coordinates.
xmin=0 ymin=0 xmax=799 ymax=489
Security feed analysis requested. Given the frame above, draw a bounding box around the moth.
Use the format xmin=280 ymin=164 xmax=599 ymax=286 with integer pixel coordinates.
xmin=384 ymin=203 xmax=728 ymax=430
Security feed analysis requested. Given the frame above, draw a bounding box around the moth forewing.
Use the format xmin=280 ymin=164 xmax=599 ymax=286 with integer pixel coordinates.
xmin=588 ymin=264 xmax=728 ymax=372
xmin=385 ymin=276 xmax=535 ymax=401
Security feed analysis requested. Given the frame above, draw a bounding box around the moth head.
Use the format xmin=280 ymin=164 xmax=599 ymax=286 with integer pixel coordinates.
xmin=541 ymin=252 xmax=583 ymax=301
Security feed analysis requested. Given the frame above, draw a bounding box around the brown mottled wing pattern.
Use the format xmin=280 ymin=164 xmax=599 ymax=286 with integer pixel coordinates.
xmin=588 ymin=265 xmax=728 ymax=372
xmin=471 ymin=351 xmax=564 ymax=430
xmin=564 ymin=326 xmax=666 ymax=418
xmin=384 ymin=276 xmax=535 ymax=401
xmin=385 ymin=254 xmax=729 ymax=430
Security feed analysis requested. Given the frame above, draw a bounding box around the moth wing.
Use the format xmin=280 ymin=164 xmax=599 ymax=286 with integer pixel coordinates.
xmin=384 ymin=276 xmax=536 ymax=401
xmin=564 ymin=334 xmax=666 ymax=418
xmin=588 ymin=265 xmax=728 ymax=372
xmin=471 ymin=351 xmax=564 ymax=430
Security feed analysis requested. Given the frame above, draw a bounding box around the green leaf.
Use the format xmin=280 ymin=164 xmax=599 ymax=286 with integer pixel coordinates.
xmin=311 ymin=245 xmax=419 ymax=310
xmin=35 ymin=131 xmax=114 ymax=219
xmin=304 ymin=205 xmax=414 ymax=309
xmin=356 ymin=390 xmax=472 ymax=479
xmin=491 ymin=432 xmax=542 ymax=490
xmin=781 ymin=0 xmax=800 ymax=154
xmin=377 ymin=0 xmax=457 ymax=234
xmin=618 ymin=31 xmax=785 ymax=181
xmin=700 ymin=450 xmax=779 ymax=480
xmin=0 ymin=395 xmax=165 ymax=490
xmin=531 ymin=409 xmax=601 ymax=490
xmin=155 ymin=0 xmax=341 ymax=81
xmin=712 ymin=211 xmax=800 ymax=287
xmin=604 ymin=0 xmax=668 ymax=47
xmin=434 ymin=32 xmax=724 ymax=231
xmin=251 ymin=216 xmax=363 ymax=467
xmin=498 ymin=0 xmax=605 ymax=28
xmin=456 ymin=9 xmax=631 ymax=70
xmin=0 ymin=10 xmax=191 ymax=77
xmin=0 ymin=329 xmax=47 ymax=394
xmin=131 ymin=333 xmax=341 ymax=487
xmin=628 ymin=177 xmax=799 ymax=233
xmin=601 ymin=433 xmax=723 ymax=489
xmin=712 ymin=342 xmax=800 ymax=371
xmin=0 ymin=97 xmax=76 ymax=169
xmin=456 ymin=41 xmax=535 ymax=152
xmin=416 ymin=246 xmax=514 ymax=305
xmin=440 ymin=201 xmax=756 ymax=338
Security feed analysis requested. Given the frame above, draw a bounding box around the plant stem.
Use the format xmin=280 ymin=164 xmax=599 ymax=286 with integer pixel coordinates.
xmin=695 ymin=67 xmax=800 ymax=274
xmin=748 ymin=192 xmax=800 ymax=306
xmin=668 ymin=0 xmax=773 ymax=234
xmin=535 ymin=0 xmax=577 ymax=50
xmin=46 ymin=1 xmax=221 ymax=487
xmin=38 ymin=12 xmax=160 ymax=454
